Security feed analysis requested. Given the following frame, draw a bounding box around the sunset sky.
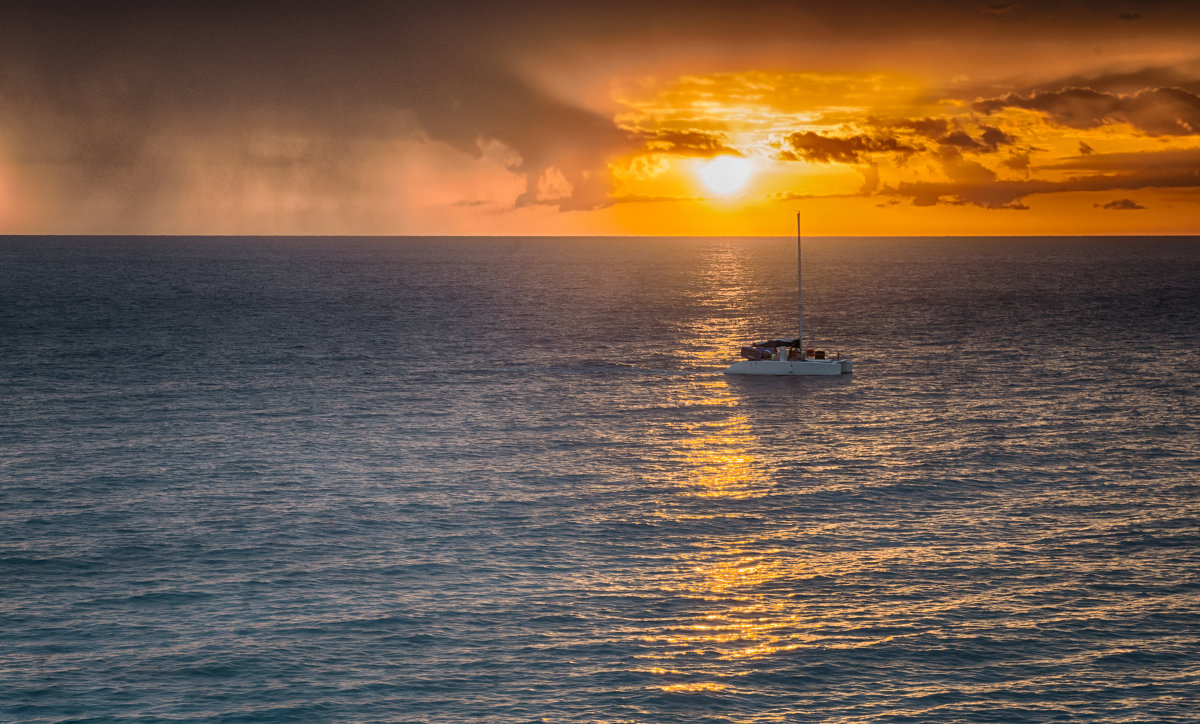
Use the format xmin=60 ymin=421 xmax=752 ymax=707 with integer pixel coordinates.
xmin=2 ymin=1 xmax=1198 ymax=236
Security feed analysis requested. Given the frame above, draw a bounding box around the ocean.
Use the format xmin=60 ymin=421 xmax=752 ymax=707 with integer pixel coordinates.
xmin=2 ymin=235 xmax=1198 ymax=722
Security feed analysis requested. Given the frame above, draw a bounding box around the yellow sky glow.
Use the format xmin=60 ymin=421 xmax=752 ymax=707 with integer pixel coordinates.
xmin=583 ymin=69 xmax=1200 ymax=236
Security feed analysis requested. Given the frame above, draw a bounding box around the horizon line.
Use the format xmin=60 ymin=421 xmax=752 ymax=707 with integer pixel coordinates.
xmin=3 ymin=232 xmax=1200 ymax=239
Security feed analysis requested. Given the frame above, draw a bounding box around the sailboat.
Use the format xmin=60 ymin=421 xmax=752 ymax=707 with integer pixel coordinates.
xmin=724 ymin=213 xmax=853 ymax=375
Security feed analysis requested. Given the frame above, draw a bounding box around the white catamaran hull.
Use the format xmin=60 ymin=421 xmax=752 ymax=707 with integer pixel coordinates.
xmin=725 ymin=358 xmax=853 ymax=376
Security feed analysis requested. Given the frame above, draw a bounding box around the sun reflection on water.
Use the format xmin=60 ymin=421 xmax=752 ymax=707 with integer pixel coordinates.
xmin=670 ymin=415 xmax=763 ymax=500
xmin=633 ymin=241 xmax=843 ymax=695
xmin=639 ymin=376 xmax=813 ymax=692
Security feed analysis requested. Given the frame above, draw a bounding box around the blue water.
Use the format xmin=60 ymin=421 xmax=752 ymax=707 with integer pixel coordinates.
xmin=2 ymin=235 xmax=1198 ymax=722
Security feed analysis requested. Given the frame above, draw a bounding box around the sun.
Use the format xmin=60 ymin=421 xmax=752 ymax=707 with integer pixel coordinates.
xmin=698 ymin=155 xmax=753 ymax=195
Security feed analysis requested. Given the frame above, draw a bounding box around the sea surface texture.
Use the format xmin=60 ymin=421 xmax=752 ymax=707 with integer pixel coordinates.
xmin=2 ymin=235 xmax=1198 ymax=723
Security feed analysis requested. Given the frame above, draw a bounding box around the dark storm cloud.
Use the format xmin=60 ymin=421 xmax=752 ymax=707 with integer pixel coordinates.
xmin=974 ymin=86 xmax=1200 ymax=135
xmin=0 ymin=1 xmax=635 ymax=220
xmin=781 ymin=132 xmax=916 ymax=164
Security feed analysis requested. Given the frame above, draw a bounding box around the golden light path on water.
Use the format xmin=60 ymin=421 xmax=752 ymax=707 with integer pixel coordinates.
xmin=640 ymin=379 xmax=845 ymax=697
xmin=632 ymin=241 xmax=812 ymax=695
xmin=623 ymin=240 xmax=948 ymax=704
xmin=634 ymin=375 xmax=957 ymax=702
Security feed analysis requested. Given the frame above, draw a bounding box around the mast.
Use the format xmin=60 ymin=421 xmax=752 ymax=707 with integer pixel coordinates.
xmin=796 ymin=211 xmax=802 ymax=350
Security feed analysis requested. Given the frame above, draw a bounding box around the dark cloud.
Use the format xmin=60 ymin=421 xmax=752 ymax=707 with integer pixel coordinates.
xmin=985 ymin=2 xmax=1020 ymax=15
xmin=979 ymin=125 xmax=1016 ymax=150
xmin=883 ymin=153 xmax=1200 ymax=209
xmin=783 ymin=118 xmax=1200 ymax=211
xmin=889 ymin=179 xmax=1046 ymax=208
xmin=867 ymin=117 xmax=1015 ymax=154
xmin=781 ymin=131 xmax=916 ymax=163
xmin=1003 ymin=150 xmax=1032 ymax=174
xmin=936 ymin=126 xmax=1013 ymax=152
xmin=1022 ymin=66 xmax=1200 ymax=96
xmin=876 ymin=143 xmax=1045 ymax=208
xmin=1096 ymin=198 xmax=1146 ymax=209
xmin=974 ymin=86 xmax=1200 ymax=135
xmin=1062 ymin=165 xmax=1200 ymax=194
xmin=639 ymin=130 xmax=737 ymax=157
xmin=940 ymin=131 xmax=985 ymax=151
xmin=940 ymin=148 xmax=996 ymax=182
xmin=906 ymin=118 xmax=952 ymax=138
xmin=974 ymin=88 xmax=1108 ymax=127
xmin=1045 ymin=147 xmax=1200 ymax=172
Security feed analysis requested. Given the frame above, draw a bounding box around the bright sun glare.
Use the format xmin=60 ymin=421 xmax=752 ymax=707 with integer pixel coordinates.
xmin=698 ymin=155 xmax=753 ymax=195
